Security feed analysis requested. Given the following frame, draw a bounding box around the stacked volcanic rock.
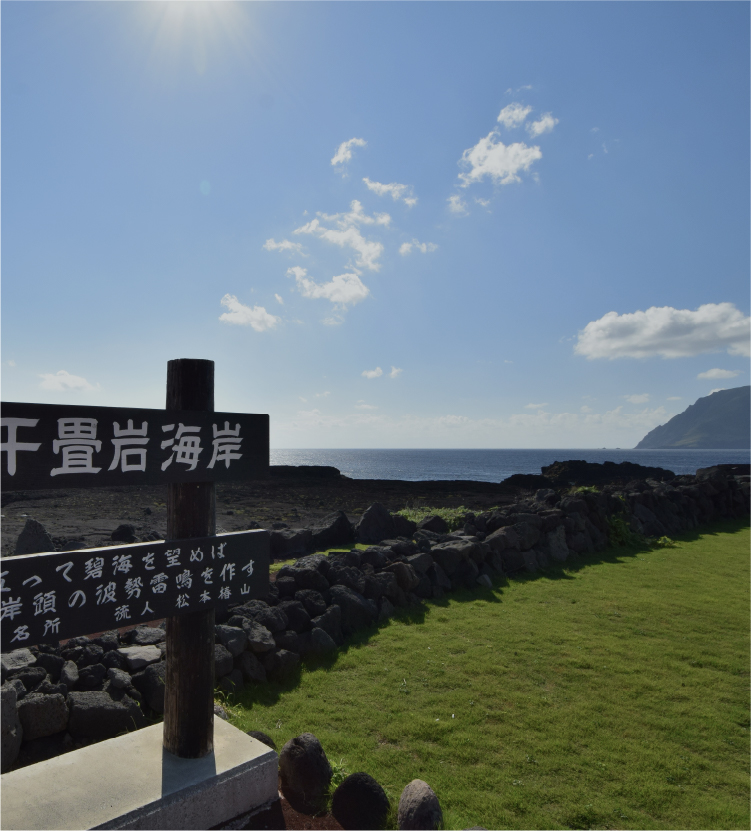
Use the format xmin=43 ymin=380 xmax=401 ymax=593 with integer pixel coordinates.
xmin=2 ymin=467 xmax=748 ymax=772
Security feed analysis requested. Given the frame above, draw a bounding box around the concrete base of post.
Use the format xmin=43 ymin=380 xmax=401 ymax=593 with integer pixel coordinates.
xmin=0 ymin=719 xmax=278 ymax=830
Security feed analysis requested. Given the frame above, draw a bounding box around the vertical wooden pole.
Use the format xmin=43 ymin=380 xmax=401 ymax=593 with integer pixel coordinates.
xmin=163 ymin=359 xmax=216 ymax=758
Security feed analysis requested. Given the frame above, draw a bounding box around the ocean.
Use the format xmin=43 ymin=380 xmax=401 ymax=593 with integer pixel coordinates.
xmin=269 ymin=448 xmax=750 ymax=483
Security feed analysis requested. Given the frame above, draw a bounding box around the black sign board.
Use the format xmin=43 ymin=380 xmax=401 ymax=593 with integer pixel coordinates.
xmin=1 ymin=402 xmax=269 ymax=491
xmin=0 ymin=530 xmax=269 ymax=651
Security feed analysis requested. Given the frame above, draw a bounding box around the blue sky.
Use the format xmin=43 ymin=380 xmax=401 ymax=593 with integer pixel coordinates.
xmin=2 ymin=1 xmax=749 ymax=449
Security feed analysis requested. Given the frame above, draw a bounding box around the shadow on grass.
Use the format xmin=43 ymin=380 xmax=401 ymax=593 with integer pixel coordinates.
xmin=228 ymin=516 xmax=750 ymax=711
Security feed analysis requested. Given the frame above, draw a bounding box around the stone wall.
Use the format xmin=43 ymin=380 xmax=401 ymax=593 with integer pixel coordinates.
xmin=2 ymin=466 xmax=748 ymax=773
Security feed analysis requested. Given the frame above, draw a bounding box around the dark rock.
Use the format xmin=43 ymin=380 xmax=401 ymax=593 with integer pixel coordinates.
xmin=415 ymin=574 xmax=433 ymax=598
xmin=1 ymin=648 xmax=36 ymax=681
xmin=312 ymin=605 xmax=344 ymax=645
xmin=329 ymin=586 xmax=377 ymax=636
xmin=111 ymin=524 xmax=137 ymax=543
xmin=60 ymin=646 xmax=84 ymax=665
xmin=308 ymin=627 xmax=337 ymax=657
xmin=384 ymin=562 xmax=420 ymax=592
xmin=398 ymin=779 xmax=443 ymax=830
xmin=277 ymin=600 xmax=312 ymax=633
xmin=378 ymin=597 xmax=396 ymax=622
xmin=17 ymin=693 xmax=69 ymax=740
xmin=106 ymin=668 xmax=132 ymax=690
xmin=279 ymin=733 xmax=332 ymax=813
xmin=34 ymin=653 xmax=64 ymax=683
xmin=238 ymin=651 xmax=267 ymax=684
xmin=215 ymin=625 xmax=248 ymax=657
xmin=426 ymin=563 xmax=451 ymax=591
xmin=513 ymin=521 xmax=540 ymax=551
xmin=356 ymin=503 xmax=396 ymax=544
xmin=275 ymin=576 xmax=297 ymax=598
xmin=310 ymin=511 xmax=355 ymax=551
xmin=130 ymin=661 xmax=166 ymax=713
xmin=541 ymin=459 xmax=674 ymax=486
xmin=17 ymin=731 xmax=73 ymax=767
xmin=295 ymin=589 xmax=328 ymax=618
xmin=5 ymin=677 xmax=26 ymax=701
xmin=214 ymin=644 xmax=234 ymax=678
xmin=8 ymin=666 xmax=47 ymax=690
xmin=236 ymin=619 xmax=276 ymax=654
xmin=279 ymin=565 xmax=331 ymax=594
xmin=219 ymin=668 xmax=244 ymax=694
xmin=101 ymin=650 xmax=129 ymax=672
xmin=1 ymin=683 xmax=23 ymax=771
xmin=405 ymin=552 xmax=434 ymax=574
xmin=32 ymin=679 xmax=68 ymax=697
xmin=332 ymin=772 xmax=390 ymax=830
xmin=231 ymin=600 xmax=288 ymax=634
xmin=92 ymin=631 xmax=121 ymax=652
xmin=214 ymin=704 xmax=229 ymax=721
xmin=484 ymin=526 xmax=520 ymax=553
xmin=274 ymin=630 xmax=300 ymax=653
xmin=126 ymin=626 xmax=166 ymax=647
xmin=247 ymin=730 xmax=277 ymax=751
xmin=80 ymin=644 xmax=105 ymax=667
xmin=117 ymin=645 xmax=161 ymax=671
xmin=78 ymin=663 xmax=108 ymax=691
xmin=392 ymin=514 xmax=418 ymax=537
xmin=430 ymin=542 xmax=466 ymax=575
xmin=270 ymin=529 xmax=312 ymax=559
xmin=67 ymin=691 xmax=146 ymax=741
xmin=60 ymin=660 xmax=79 ymax=688
xmin=417 ymin=515 xmax=450 ymax=534
xmin=262 ymin=649 xmax=299 ymax=683
xmin=359 ymin=547 xmax=389 ymax=571
xmin=14 ymin=518 xmax=55 ymax=556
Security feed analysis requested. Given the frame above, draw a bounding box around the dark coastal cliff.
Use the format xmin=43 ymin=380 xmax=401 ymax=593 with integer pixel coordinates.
xmin=635 ymin=386 xmax=750 ymax=449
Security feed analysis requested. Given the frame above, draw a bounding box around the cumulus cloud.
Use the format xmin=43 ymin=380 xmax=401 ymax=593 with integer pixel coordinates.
xmin=275 ymin=294 xmax=285 ymax=305
xmin=315 ymin=391 xmax=330 ymax=398
xmin=331 ymin=137 xmax=367 ymax=166
xmin=363 ymin=178 xmax=417 ymax=207
xmin=497 ymin=103 xmax=532 ymax=129
xmin=362 ymin=367 xmax=383 ymax=379
xmin=575 ymin=303 xmax=751 ymax=360
xmin=39 ymin=370 xmax=95 ymax=392
xmin=219 ymin=295 xmax=281 ymax=331
xmin=458 ymin=131 xmax=542 ymax=187
xmin=263 ymin=238 xmax=304 ymax=255
xmin=667 ymin=396 xmax=682 ymax=401
xmin=355 ymin=402 xmax=378 ymax=410
xmin=524 ymin=402 xmax=549 ymax=410
xmin=286 ymin=267 xmax=370 ymax=308
xmin=697 ymin=368 xmax=741 ymax=380
xmin=527 ymin=112 xmax=559 ymax=137
xmin=389 ymin=366 xmax=403 ymax=378
xmin=624 ymin=394 xmax=650 ymax=404
xmin=294 ymin=201 xmax=387 ymax=271
xmin=399 ymin=239 xmax=438 ymax=256
xmin=474 ymin=197 xmax=491 ymax=207
xmin=447 ymin=194 xmax=468 ymax=215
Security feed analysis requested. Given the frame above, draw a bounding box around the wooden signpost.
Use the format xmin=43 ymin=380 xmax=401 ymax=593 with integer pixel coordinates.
xmin=1 ymin=359 xmax=270 ymax=760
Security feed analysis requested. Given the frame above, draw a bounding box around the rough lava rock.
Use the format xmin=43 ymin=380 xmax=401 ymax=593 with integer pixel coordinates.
xmin=356 ymin=503 xmax=396 ymax=544
xmin=331 ymin=771 xmax=390 ymax=830
xmin=397 ymin=779 xmax=443 ymax=830
xmin=279 ymin=732 xmax=332 ymax=813
xmin=14 ymin=518 xmax=55 ymax=556
xmin=1 ymin=683 xmax=23 ymax=771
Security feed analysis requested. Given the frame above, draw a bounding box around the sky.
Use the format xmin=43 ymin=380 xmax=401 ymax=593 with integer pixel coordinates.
xmin=2 ymin=1 xmax=749 ymax=449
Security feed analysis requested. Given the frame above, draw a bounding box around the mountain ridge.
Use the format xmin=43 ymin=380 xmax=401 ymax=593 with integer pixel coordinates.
xmin=635 ymin=386 xmax=750 ymax=449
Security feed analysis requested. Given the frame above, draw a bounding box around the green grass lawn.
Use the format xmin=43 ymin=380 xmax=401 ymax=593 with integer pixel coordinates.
xmin=226 ymin=519 xmax=750 ymax=830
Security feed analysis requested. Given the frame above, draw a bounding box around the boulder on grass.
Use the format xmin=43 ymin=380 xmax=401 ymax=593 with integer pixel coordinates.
xmin=329 ymin=586 xmax=377 ymax=636
xmin=247 ymin=730 xmax=277 ymax=751
xmin=332 ymin=772 xmax=390 ymax=830
xmin=310 ymin=511 xmax=354 ymax=551
xmin=356 ymin=503 xmax=396 ymax=545
xmin=398 ymin=779 xmax=443 ymax=830
xmin=262 ymin=649 xmax=299 ymax=684
xmin=270 ymin=529 xmax=312 ymax=559
xmin=279 ymin=733 xmax=332 ymax=813
xmin=417 ymin=515 xmax=449 ymax=534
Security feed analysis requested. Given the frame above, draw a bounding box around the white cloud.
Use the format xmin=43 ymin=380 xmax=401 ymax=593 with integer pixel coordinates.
xmin=315 ymin=391 xmax=331 ymax=398
xmin=263 ymin=238 xmax=304 ymax=255
xmin=331 ymin=137 xmax=367 ymax=166
xmin=526 ymin=112 xmax=558 ymax=137
xmin=497 ymin=103 xmax=532 ymax=129
xmin=580 ymin=405 xmax=593 ymax=413
xmin=710 ymin=388 xmax=726 ymax=394
xmin=355 ymin=403 xmax=378 ymax=410
xmin=624 ymin=394 xmax=650 ymax=404
xmin=39 ymin=370 xmax=95 ymax=392
xmin=286 ymin=267 xmax=370 ymax=308
xmin=459 ymin=131 xmax=542 ymax=187
xmin=399 ymin=239 xmax=437 ymax=256
xmin=274 ymin=294 xmax=285 ymax=305
xmin=524 ymin=402 xmax=549 ymax=409
xmin=591 ymin=127 xmax=600 ymax=133
xmin=575 ymin=303 xmax=751 ymax=360
xmin=218 ymin=294 xmax=281 ymax=331
xmin=447 ymin=194 xmax=468 ymax=215
xmin=294 ymin=201 xmax=387 ymax=271
xmin=322 ymin=315 xmax=344 ymax=326
xmin=363 ymin=178 xmax=417 ymax=207
xmin=362 ymin=367 xmax=383 ymax=379
xmin=389 ymin=366 xmax=403 ymax=378
xmin=697 ymin=368 xmax=741 ymax=380
xmin=667 ymin=396 xmax=682 ymax=401
xmin=8 ymin=360 xmax=16 ymax=367
xmin=474 ymin=197 xmax=491 ymax=207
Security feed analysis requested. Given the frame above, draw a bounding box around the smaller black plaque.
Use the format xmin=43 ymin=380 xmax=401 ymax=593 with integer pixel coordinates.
xmin=0 ymin=530 xmax=270 ymax=651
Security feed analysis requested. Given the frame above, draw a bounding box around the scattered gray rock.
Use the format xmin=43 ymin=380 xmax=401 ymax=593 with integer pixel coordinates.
xmin=14 ymin=518 xmax=55 ymax=556
xmin=111 ymin=524 xmax=137 ymax=543
xmin=215 ymin=625 xmax=248 ymax=657
xmin=1 ymin=683 xmax=23 ymax=772
xmin=67 ymin=690 xmax=146 ymax=741
xmin=17 ymin=693 xmax=69 ymax=741
xmin=398 ymin=779 xmax=443 ymax=830
xmin=7 ymin=666 xmax=47 ymax=690
xmin=279 ymin=733 xmax=332 ymax=813
xmin=332 ymin=771 xmax=390 ymax=830
xmin=418 ymin=515 xmax=450 ymax=534
xmin=232 ymin=600 xmax=288 ymax=634
xmin=116 ymin=645 xmax=162 ymax=672
xmin=309 ymin=511 xmax=354 ymax=551
xmin=60 ymin=660 xmax=79 ymax=689
xmin=78 ymin=663 xmax=108 ymax=690
xmin=214 ymin=644 xmax=234 ymax=679
xmin=308 ymin=626 xmax=337 ymax=657
xmin=214 ymin=703 xmax=229 ymax=721
xmin=329 ymin=585 xmax=377 ymax=636
xmin=34 ymin=653 xmax=64 ymax=682
xmin=312 ymin=604 xmax=344 ymax=645
xmin=247 ymin=730 xmax=277 ymax=751
xmin=130 ymin=661 xmax=166 ymax=713
xmin=356 ymin=503 xmax=396 ymax=544
xmin=262 ymin=649 xmax=299 ymax=684
xmin=237 ymin=619 xmax=276 ymax=654
xmin=238 ymin=651 xmax=267 ymax=684
xmin=106 ymin=668 xmax=132 ymax=690
xmin=1 ymin=649 xmax=36 ymax=681
xmin=277 ymin=600 xmax=312 ymax=633
xmin=295 ymin=589 xmax=328 ymax=618
xmin=126 ymin=626 xmax=166 ymax=646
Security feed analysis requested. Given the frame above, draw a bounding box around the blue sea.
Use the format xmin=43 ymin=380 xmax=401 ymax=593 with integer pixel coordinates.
xmin=270 ymin=448 xmax=750 ymax=483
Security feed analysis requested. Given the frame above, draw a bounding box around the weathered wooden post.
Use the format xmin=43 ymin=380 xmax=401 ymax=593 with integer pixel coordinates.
xmin=163 ymin=358 xmax=216 ymax=758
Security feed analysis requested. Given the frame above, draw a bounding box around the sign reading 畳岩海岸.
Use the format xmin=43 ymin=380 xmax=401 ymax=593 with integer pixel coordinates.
xmin=1 ymin=402 xmax=269 ymax=491
xmin=0 ymin=530 xmax=270 ymax=651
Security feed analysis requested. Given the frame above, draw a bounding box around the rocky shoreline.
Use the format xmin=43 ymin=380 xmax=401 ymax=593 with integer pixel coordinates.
xmin=2 ymin=460 xmax=749 ymax=791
